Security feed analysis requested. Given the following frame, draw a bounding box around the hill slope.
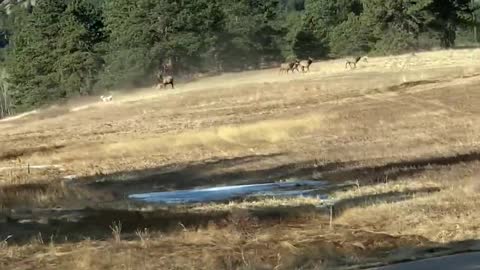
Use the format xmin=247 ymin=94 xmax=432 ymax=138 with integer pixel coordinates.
xmin=1 ymin=49 xmax=480 ymax=269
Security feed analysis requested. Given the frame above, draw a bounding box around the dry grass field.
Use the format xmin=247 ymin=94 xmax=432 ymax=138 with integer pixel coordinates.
xmin=2 ymin=49 xmax=480 ymax=269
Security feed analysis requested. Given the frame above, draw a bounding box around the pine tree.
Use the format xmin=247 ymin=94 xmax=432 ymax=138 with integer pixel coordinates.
xmin=6 ymin=0 xmax=105 ymax=111
xmin=100 ymin=0 xmax=226 ymax=88
xmin=56 ymin=0 xmax=105 ymax=96
xmin=426 ymin=0 xmax=475 ymax=48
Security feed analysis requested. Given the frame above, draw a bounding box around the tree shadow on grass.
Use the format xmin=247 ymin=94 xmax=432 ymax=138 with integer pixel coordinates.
xmin=2 ymin=150 xmax=480 ymax=246
xmin=75 ymin=150 xmax=480 ymax=201
xmin=331 ymin=186 xmax=442 ymax=218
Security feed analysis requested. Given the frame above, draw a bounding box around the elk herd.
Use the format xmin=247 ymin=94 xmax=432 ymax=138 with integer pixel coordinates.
xmin=154 ymin=54 xmax=369 ymax=91
xmin=279 ymin=55 xmax=368 ymax=74
xmin=99 ymin=54 xmax=369 ymax=103
xmin=279 ymin=57 xmax=313 ymax=74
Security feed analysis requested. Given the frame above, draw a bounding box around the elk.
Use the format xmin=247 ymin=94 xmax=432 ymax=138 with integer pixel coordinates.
xmin=345 ymin=56 xmax=368 ymax=69
xmin=100 ymin=95 xmax=113 ymax=102
xmin=156 ymin=72 xmax=174 ymax=89
xmin=279 ymin=60 xmax=299 ymax=74
xmin=297 ymin=57 xmax=313 ymax=73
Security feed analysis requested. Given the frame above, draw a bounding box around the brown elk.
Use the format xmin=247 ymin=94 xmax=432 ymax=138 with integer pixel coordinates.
xmin=279 ymin=60 xmax=299 ymax=74
xmin=345 ymin=56 xmax=368 ymax=69
xmin=297 ymin=57 xmax=313 ymax=73
xmin=156 ymin=72 xmax=174 ymax=89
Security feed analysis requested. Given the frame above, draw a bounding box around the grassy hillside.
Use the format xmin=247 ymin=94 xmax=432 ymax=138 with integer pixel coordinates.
xmin=1 ymin=49 xmax=480 ymax=269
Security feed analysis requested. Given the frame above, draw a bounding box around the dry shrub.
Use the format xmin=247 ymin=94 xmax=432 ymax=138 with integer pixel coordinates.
xmin=0 ymin=181 xmax=69 ymax=208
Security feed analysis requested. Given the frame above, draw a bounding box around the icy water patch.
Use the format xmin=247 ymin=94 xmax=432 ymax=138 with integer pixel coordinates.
xmin=128 ymin=180 xmax=327 ymax=204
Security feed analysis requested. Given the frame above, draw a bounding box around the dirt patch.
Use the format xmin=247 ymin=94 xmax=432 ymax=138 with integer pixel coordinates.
xmin=385 ymin=79 xmax=441 ymax=92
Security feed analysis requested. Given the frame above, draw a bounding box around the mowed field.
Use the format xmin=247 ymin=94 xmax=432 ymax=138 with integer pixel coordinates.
xmin=2 ymin=49 xmax=480 ymax=269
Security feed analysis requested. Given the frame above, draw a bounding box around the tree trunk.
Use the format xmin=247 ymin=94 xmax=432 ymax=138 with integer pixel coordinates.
xmin=440 ymin=23 xmax=456 ymax=48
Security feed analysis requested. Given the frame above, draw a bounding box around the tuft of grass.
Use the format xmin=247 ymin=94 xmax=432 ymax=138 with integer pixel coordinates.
xmin=135 ymin=228 xmax=152 ymax=248
xmin=109 ymin=221 xmax=122 ymax=243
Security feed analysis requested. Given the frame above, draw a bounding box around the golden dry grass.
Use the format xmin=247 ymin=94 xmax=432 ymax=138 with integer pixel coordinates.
xmin=2 ymin=48 xmax=480 ymax=269
xmin=336 ymin=166 xmax=480 ymax=243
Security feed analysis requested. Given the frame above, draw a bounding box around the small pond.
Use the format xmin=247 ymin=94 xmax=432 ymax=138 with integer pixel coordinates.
xmin=128 ymin=180 xmax=328 ymax=204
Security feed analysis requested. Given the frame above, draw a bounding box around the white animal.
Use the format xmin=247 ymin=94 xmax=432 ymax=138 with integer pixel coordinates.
xmin=100 ymin=95 xmax=113 ymax=102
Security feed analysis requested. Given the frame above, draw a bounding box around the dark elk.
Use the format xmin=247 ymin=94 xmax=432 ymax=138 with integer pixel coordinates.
xmin=156 ymin=71 xmax=174 ymax=89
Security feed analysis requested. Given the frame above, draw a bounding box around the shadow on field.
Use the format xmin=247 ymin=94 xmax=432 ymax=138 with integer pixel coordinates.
xmin=332 ymin=186 xmax=442 ymax=218
xmin=0 ymin=208 xmax=228 ymax=245
xmin=0 ymin=203 xmax=325 ymax=245
xmin=2 ymin=150 xmax=480 ymax=246
xmin=321 ymin=150 xmax=480 ymax=184
xmin=77 ymin=150 xmax=480 ymax=199
xmin=385 ymin=79 xmax=440 ymax=92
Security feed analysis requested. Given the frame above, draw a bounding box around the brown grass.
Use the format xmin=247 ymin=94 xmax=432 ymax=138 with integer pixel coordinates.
xmin=2 ymin=48 xmax=480 ymax=269
xmin=336 ymin=167 xmax=480 ymax=243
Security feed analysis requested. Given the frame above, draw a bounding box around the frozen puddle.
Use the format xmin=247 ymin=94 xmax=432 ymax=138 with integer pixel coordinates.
xmin=129 ymin=180 xmax=328 ymax=204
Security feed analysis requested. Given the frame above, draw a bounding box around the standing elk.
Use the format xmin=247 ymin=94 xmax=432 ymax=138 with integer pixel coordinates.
xmin=297 ymin=57 xmax=313 ymax=73
xmin=156 ymin=71 xmax=174 ymax=89
xmin=279 ymin=60 xmax=300 ymax=74
xmin=345 ymin=56 xmax=368 ymax=69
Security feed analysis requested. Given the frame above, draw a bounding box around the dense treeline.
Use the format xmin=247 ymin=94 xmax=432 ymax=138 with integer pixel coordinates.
xmin=0 ymin=0 xmax=478 ymax=115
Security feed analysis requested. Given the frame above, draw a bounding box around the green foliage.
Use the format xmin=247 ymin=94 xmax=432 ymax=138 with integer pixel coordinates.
xmin=5 ymin=0 xmax=105 ymax=112
xmin=57 ymin=0 xmax=105 ymax=96
xmin=359 ymin=0 xmax=427 ymax=53
xmin=426 ymin=0 xmax=475 ymax=48
xmin=0 ymin=68 xmax=11 ymax=118
xmin=0 ymin=9 xmax=12 ymax=61
xmin=99 ymin=0 xmax=226 ymax=88
xmin=287 ymin=0 xmax=305 ymax=11
xmin=329 ymin=14 xmax=372 ymax=56
xmin=217 ymin=0 xmax=285 ymax=70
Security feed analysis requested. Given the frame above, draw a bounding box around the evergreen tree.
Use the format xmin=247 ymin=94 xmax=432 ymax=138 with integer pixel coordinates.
xmin=100 ymin=0 xmax=224 ymax=88
xmin=6 ymin=0 xmax=62 ymax=111
xmin=56 ymin=0 xmax=105 ymax=96
xmin=1 ymin=0 xmax=479 ymax=113
xmin=6 ymin=0 xmax=105 ymax=111
xmin=329 ymin=14 xmax=372 ymax=56
xmin=426 ymin=0 xmax=475 ymax=47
